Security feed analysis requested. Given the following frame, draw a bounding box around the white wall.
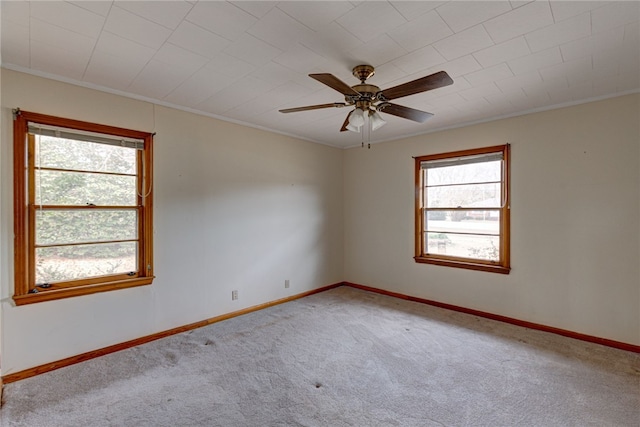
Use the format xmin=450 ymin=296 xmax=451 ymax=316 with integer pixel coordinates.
xmin=0 ymin=69 xmax=344 ymax=374
xmin=1 ymin=69 xmax=637 ymax=376
xmin=344 ymin=94 xmax=640 ymax=346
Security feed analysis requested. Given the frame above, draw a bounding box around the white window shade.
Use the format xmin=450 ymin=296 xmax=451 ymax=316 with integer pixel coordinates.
xmin=28 ymin=123 xmax=144 ymax=150
xmin=421 ymin=152 xmax=503 ymax=169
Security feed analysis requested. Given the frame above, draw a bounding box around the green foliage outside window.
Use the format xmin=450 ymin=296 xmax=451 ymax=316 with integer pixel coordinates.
xmin=34 ymin=135 xmax=139 ymax=283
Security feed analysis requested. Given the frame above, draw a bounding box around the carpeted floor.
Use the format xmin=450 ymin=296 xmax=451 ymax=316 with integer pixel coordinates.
xmin=1 ymin=286 xmax=639 ymax=426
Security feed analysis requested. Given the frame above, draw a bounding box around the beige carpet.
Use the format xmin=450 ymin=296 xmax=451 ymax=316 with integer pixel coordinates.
xmin=1 ymin=286 xmax=638 ymax=426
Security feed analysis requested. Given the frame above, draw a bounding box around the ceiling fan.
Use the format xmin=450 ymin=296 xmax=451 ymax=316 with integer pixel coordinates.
xmin=279 ymin=65 xmax=453 ymax=133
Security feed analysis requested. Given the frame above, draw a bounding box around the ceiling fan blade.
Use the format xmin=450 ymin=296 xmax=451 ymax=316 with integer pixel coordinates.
xmin=378 ymin=71 xmax=453 ymax=101
xmin=340 ymin=112 xmax=351 ymax=132
xmin=309 ymin=73 xmax=361 ymax=96
xmin=279 ymin=103 xmax=346 ymax=113
xmin=378 ymin=103 xmax=434 ymax=123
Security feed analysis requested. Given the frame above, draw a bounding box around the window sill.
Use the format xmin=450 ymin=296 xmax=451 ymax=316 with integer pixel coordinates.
xmin=414 ymin=256 xmax=510 ymax=274
xmin=13 ymin=276 xmax=154 ymax=306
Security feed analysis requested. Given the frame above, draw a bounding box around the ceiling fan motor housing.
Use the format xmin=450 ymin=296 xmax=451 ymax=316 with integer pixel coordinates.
xmin=347 ymin=84 xmax=381 ymax=109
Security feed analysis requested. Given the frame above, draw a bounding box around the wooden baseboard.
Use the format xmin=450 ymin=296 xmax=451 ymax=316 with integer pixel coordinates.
xmin=5 ymin=280 xmax=636 ymax=385
xmin=344 ymin=282 xmax=640 ymax=354
xmin=2 ymin=283 xmax=342 ymax=384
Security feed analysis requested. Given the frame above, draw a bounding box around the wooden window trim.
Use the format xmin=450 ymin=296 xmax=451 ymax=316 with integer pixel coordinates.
xmin=13 ymin=110 xmax=154 ymax=305
xmin=414 ymin=144 xmax=510 ymax=274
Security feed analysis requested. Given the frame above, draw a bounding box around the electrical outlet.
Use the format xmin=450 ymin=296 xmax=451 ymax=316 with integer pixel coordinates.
xmin=232 ymin=290 xmax=238 ymax=300
xmin=285 ymin=279 xmax=290 ymax=289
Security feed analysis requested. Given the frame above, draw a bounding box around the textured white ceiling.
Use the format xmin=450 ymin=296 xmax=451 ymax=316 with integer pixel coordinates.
xmin=2 ymin=1 xmax=639 ymax=148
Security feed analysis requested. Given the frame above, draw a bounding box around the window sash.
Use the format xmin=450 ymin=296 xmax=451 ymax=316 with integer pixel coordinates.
xmin=415 ymin=144 xmax=510 ymax=274
xmin=14 ymin=110 xmax=154 ymax=304
xmin=28 ymin=132 xmax=144 ymax=288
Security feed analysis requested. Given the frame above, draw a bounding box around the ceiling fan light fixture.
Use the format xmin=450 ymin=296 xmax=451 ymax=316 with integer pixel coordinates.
xmin=369 ymin=110 xmax=387 ymax=131
xmin=346 ymin=123 xmax=361 ymax=132
xmin=348 ymin=108 xmax=365 ymax=128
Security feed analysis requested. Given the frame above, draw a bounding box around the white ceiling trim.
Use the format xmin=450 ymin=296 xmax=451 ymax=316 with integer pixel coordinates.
xmin=1 ymin=63 xmax=336 ymax=148
xmin=5 ymin=62 xmax=638 ymax=151
xmin=342 ymin=87 xmax=640 ymax=149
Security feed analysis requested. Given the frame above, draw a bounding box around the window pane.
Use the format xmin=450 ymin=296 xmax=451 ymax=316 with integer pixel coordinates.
xmin=35 ymin=135 xmax=136 ymax=174
xmin=426 ymin=182 xmax=501 ymax=208
xmin=425 ymin=232 xmax=499 ymax=261
xmin=36 ymin=210 xmax=138 ymax=246
xmin=426 ymin=160 xmax=501 ymax=186
xmin=35 ymin=242 xmax=137 ymax=284
xmin=426 ymin=210 xmax=501 ymax=234
xmin=35 ymin=170 xmax=137 ymax=206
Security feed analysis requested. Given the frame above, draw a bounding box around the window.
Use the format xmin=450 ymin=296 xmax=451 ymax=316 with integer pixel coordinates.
xmin=13 ymin=110 xmax=154 ymax=305
xmin=415 ymin=144 xmax=510 ymax=274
